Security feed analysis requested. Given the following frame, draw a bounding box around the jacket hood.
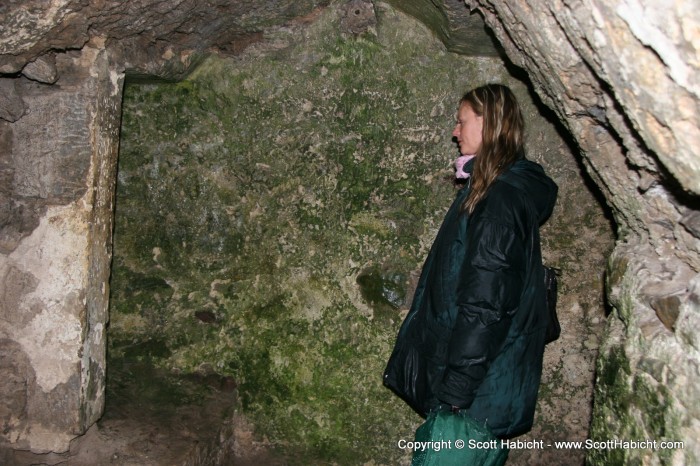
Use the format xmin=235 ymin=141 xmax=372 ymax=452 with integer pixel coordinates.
xmin=498 ymin=158 xmax=558 ymax=224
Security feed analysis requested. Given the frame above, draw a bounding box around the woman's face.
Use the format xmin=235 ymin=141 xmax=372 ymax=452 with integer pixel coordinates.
xmin=452 ymin=103 xmax=483 ymax=156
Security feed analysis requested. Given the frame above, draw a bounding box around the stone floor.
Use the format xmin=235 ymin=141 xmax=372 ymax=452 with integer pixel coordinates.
xmin=1 ymin=363 xmax=284 ymax=466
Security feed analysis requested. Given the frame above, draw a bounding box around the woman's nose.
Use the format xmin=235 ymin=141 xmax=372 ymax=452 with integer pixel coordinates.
xmin=452 ymin=125 xmax=459 ymax=137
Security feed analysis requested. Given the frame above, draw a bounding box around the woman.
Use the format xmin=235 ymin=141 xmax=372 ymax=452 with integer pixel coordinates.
xmin=384 ymin=84 xmax=557 ymax=439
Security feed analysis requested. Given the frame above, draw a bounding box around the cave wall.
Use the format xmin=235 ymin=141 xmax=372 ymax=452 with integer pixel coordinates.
xmin=0 ymin=0 xmax=698 ymax=464
xmin=110 ymin=5 xmax=611 ymax=463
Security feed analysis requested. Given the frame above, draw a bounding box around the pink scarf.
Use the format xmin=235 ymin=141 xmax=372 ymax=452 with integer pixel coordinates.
xmin=454 ymin=155 xmax=475 ymax=179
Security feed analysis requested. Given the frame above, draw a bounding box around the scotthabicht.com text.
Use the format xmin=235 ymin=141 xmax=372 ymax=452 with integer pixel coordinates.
xmin=397 ymin=438 xmax=685 ymax=452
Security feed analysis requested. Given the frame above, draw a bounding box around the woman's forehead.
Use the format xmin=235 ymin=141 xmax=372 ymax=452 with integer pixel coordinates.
xmin=457 ymin=103 xmax=476 ymax=119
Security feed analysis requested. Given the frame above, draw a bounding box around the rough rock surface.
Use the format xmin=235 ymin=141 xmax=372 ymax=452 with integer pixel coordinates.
xmin=0 ymin=43 xmax=122 ymax=453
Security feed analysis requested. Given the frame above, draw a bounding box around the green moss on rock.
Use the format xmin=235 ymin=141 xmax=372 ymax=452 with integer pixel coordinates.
xmin=589 ymin=336 xmax=685 ymax=466
xmin=110 ymin=3 xmax=569 ymax=464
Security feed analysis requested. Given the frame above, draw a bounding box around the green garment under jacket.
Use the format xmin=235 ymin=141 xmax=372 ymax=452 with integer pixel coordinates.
xmin=383 ymin=157 xmax=558 ymax=438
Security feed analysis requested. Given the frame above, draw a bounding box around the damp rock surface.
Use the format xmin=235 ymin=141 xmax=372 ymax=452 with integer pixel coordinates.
xmin=109 ymin=4 xmax=611 ymax=465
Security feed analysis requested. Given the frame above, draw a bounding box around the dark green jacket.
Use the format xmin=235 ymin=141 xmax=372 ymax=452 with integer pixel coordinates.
xmin=383 ymin=157 xmax=557 ymax=438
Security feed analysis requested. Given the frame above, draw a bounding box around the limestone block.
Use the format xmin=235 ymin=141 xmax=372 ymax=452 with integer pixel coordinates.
xmin=0 ymin=79 xmax=26 ymax=122
xmin=22 ymin=54 xmax=58 ymax=84
xmin=0 ymin=203 xmax=87 ymax=452
xmin=0 ymin=45 xmax=122 ymax=453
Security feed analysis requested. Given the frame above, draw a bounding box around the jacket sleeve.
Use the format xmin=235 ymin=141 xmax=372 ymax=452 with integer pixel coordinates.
xmin=436 ymin=214 xmax=526 ymax=408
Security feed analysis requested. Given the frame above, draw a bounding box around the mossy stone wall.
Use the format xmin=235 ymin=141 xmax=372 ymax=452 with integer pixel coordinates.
xmin=587 ymin=248 xmax=696 ymax=465
xmin=111 ymin=3 xmax=612 ymax=464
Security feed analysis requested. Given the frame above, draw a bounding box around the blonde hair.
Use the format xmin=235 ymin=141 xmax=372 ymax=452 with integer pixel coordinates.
xmin=461 ymin=84 xmax=524 ymax=214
